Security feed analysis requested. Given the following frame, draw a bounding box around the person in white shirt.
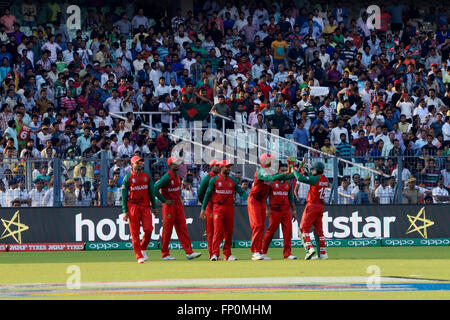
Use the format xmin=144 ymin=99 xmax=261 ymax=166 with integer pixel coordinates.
xmin=0 ymin=180 xmax=8 ymax=207
xmin=234 ymin=12 xmax=248 ymax=32
xmin=154 ymin=77 xmax=170 ymax=97
xmin=75 ymin=181 xmax=94 ymax=206
xmin=174 ymin=30 xmax=192 ymax=48
xmin=391 ymin=166 xmax=412 ymax=185
xmin=338 ymin=179 xmax=353 ymax=204
xmin=168 ymin=78 xmax=181 ymax=97
xmin=330 ymin=119 xmax=349 ymax=146
xmin=181 ymin=52 xmax=196 ymax=77
xmin=158 ymin=93 xmax=178 ymax=127
xmin=443 ymin=116 xmax=450 ymax=142
xmin=396 ymin=94 xmax=414 ymax=120
xmin=375 ymin=178 xmax=394 ymax=204
xmin=424 ymin=89 xmax=444 ymax=111
xmin=43 ymin=181 xmax=64 ymax=207
xmin=103 ymin=90 xmax=123 ymax=114
xmin=101 ymin=66 xmax=117 ymax=87
xmin=11 ymin=179 xmax=31 ymax=207
xmin=41 ymin=34 xmax=62 ymax=62
xmin=132 ymin=52 xmax=146 ymax=76
xmin=77 ymin=40 xmax=93 ymax=68
xmin=441 ymin=162 xmax=450 ymax=188
xmin=94 ymin=109 xmax=113 ymax=128
xmin=115 ymin=43 xmax=133 ymax=72
xmin=28 ymin=178 xmax=46 ymax=207
xmin=251 ymin=56 xmax=265 ymax=80
xmin=117 ymin=136 xmax=134 ymax=158
xmin=432 ymin=179 xmax=449 ymax=203
xmin=62 ymin=42 xmax=75 ymax=64
xmin=413 ymin=99 xmax=429 ymax=124
xmin=228 ymin=65 xmax=247 ymax=87
xmin=149 ymin=62 xmax=163 ymax=87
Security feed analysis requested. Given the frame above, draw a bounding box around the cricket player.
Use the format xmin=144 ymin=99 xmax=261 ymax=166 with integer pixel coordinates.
xmin=154 ymin=157 xmax=201 ymax=261
xmin=261 ymin=162 xmax=297 ymax=260
xmin=200 ymin=160 xmax=248 ymax=261
xmin=121 ymin=156 xmax=163 ymax=263
xmin=198 ymin=159 xmax=220 ymax=258
xmin=293 ymin=161 xmax=329 ymax=260
xmin=247 ymin=153 xmax=294 ymax=260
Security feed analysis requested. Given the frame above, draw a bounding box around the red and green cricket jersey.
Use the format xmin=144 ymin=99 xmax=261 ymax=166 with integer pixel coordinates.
xmin=294 ymin=171 xmax=328 ymax=205
xmin=121 ymin=170 xmax=165 ymax=213
xmin=154 ymin=171 xmax=182 ymax=204
xmin=201 ymin=174 xmax=247 ymax=210
xmin=249 ymin=167 xmax=294 ymax=201
xmin=197 ymin=172 xmax=217 ymax=204
xmin=269 ymin=180 xmax=294 ymax=212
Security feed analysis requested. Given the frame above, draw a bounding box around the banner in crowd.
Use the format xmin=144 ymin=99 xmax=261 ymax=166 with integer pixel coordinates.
xmin=180 ymin=103 xmax=211 ymax=121
xmin=0 ymin=205 xmax=448 ymax=244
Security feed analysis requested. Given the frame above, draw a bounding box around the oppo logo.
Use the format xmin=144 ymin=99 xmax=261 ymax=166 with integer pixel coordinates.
xmin=347 ymin=239 xmax=378 ymax=247
xmin=420 ymin=239 xmax=450 ymax=246
xmin=384 ymin=239 xmax=415 ymax=246
xmin=238 ymin=241 xmax=251 ymax=248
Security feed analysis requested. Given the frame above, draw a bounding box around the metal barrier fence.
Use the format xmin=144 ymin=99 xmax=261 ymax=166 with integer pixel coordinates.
xmin=0 ymin=154 xmax=447 ymax=207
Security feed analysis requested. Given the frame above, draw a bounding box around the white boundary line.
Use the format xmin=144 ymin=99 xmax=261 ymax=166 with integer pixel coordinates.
xmin=0 ymin=276 xmax=433 ymax=290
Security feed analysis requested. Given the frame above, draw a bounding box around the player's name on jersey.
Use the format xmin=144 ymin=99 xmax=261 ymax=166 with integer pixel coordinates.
xmin=130 ymin=185 xmax=148 ymax=191
xmin=7 ymin=243 xmax=85 ymax=252
xmin=215 ymin=190 xmax=234 ymax=194
xmin=272 ymin=191 xmax=289 ymax=196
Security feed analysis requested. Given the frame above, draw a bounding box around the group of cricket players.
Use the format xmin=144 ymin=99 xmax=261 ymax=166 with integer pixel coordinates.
xmin=121 ymin=153 xmax=328 ymax=263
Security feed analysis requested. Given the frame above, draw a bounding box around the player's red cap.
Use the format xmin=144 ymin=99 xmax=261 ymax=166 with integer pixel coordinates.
xmin=394 ymin=80 xmax=401 ymax=85
xmin=209 ymin=159 xmax=219 ymax=166
xmin=260 ymin=102 xmax=266 ymax=108
xmin=259 ymin=153 xmax=275 ymax=167
xmin=130 ymin=155 xmax=144 ymax=164
xmin=167 ymin=157 xmax=182 ymax=166
xmin=218 ymin=160 xmax=233 ymax=168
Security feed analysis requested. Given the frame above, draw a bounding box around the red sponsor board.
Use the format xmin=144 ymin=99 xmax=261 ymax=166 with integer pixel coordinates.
xmin=0 ymin=244 xmax=7 ymax=252
xmin=7 ymin=243 xmax=85 ymax=252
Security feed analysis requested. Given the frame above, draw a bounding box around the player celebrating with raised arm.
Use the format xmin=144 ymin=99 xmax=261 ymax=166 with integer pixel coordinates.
xmin=122 ymin=156 xmax=164 ymax=264
xmin=294 ymin=161 xmax=329 ymax=260
xmin=247 ymin=153 xmax=295 ymax=261
xmin=154 ymin=157 xmax=201 ymax=261
xmin=200 ymin=160 xmax=248 ymax=261
xmin=261 ymin=162 xmax=297 ymax=260
xmin=198 ymin=159 xmax=220 ymax=258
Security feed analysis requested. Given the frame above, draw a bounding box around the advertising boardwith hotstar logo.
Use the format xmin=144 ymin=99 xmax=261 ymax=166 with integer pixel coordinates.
xmin=0 ymin=205 xmax=448 ymax=244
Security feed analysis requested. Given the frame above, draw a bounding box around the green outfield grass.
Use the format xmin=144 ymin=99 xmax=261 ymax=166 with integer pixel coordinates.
xmin=1 ymin=247 xmax=450 ymax=300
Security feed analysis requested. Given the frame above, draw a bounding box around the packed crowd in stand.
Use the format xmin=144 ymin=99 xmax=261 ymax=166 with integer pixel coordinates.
xmin=0 ymin=0 xmax=448 ymax=208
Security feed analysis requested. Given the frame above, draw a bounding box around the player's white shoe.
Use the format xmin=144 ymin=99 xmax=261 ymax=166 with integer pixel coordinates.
xmin=286 ymin=255 xmax=297 ymax=260
xmin=225 ymin=255 xmax=238 ymax=261
xmin=210 ymin=255 xmax=218 ymax=261
xmin=311 ymin=253 xmax=328 ymax=260
xmin=251 ymin=252 xmax=264 ymax=261
xmin=304 ymin=247 xmax=316 ymax=260
xmin=186 ymin=252 xmax=202 ymax=260
xmin=260 ymin=254 xmax=272 ymax=260
xmin=137 ymin=258 xmax=145 ymax=264
xmin=162 ymin=255 xmax=175 ymax=261
xmin=141 ymin=250 xmax=148 ymax=261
